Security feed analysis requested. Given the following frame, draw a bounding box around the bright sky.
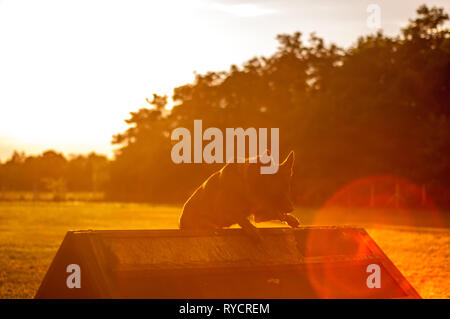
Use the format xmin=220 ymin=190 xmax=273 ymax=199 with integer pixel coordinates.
xmin=0 ymin=0 xmax=449 ymax=161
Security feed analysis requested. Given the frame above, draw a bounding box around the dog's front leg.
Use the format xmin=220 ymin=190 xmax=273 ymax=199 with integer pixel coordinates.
xmin=238 ymin=218 xmax=262 ymax=242
xmin=281 ymin=213 xmax=300 ymax=228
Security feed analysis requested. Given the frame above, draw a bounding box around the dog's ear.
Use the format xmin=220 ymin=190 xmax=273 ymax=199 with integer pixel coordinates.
xmin=280 ymin=151 xmax=295 ymax=176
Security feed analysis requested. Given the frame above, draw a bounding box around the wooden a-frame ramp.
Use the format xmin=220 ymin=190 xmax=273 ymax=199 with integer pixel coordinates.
xmin=35 ymin=226 xmax=420 ymax=299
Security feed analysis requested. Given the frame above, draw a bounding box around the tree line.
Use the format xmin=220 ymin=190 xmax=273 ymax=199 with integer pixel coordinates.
xmin=1 ymin=5 xmax=449 ymax=208
xmin=0 ymin=150 xmax=109 ymax=199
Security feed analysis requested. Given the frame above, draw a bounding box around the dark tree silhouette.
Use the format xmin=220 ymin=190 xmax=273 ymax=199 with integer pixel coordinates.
xmin=107 ymin=5 xmax=450 ymax=207
xmin=1 ymin=5 xmax=449 ymax=208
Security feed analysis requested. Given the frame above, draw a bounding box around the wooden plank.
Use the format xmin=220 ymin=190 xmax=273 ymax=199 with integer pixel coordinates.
xmin=35 ymin=227 xmax=421 ymax=299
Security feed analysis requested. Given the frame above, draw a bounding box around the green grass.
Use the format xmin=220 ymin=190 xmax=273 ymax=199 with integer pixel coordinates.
xmin=0 ymin=201 xmax=448 ymax=298
xmin=0 ymin=201 xmax=180 ymax=298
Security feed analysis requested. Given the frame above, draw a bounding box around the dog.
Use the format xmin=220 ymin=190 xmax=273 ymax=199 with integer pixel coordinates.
xmin=179 ymin=151 xmax=299 ymax=238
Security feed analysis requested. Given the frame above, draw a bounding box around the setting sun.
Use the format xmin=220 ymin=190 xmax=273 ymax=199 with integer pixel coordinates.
xmin=1 ymin=0 xmax=449 ymax=159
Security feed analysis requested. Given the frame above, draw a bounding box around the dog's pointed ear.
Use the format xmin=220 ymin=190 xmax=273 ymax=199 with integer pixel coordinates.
xmin=280 ymin=150 xmax=295 ymax=175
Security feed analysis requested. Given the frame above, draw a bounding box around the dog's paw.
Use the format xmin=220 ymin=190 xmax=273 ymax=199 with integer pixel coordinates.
xmin=284 ymin=214 xmax=300 ymax=228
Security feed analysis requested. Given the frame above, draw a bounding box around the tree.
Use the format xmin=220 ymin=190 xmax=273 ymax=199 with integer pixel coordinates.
xmin=88 ymin=6 xmax=450 ymax=207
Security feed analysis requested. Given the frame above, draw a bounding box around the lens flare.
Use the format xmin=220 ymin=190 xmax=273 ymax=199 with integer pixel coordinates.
xmin=311 ymin=175 xmax=445 ymax=229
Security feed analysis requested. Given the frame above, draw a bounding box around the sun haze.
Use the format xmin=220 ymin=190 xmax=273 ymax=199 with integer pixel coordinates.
xmin=0 ymin=0 xmax=449 ymax=160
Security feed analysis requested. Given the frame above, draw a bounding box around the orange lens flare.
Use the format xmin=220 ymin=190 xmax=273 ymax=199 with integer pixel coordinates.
xmin=312 ymin=175 xmax=445 ymax=229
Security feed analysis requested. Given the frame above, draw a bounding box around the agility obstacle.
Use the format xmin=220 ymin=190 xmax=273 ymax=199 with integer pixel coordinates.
xmin=35 ymin=227 xmax=420 ymax=299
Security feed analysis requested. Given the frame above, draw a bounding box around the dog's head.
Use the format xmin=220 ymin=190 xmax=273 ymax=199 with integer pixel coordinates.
xmin=249 ymin=150 xmax=295 ymax=222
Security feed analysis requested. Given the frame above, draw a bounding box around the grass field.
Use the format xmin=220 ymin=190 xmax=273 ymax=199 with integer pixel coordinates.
xmin=0 ymin=201 xmax=448 ymax=299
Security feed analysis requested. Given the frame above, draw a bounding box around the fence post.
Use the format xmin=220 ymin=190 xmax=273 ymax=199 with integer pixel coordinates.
xmin=33 ymin=183 xmax=38 ymax=201
xmin=394 ymin=183 xmax=400 ymax=208
xmin=347 ymin=190 xmax=351 ymax=207
xmin=421 ymin=185 xmax=427 ymax=206
xmin=370 ymin=184 xmax=375 ymax=207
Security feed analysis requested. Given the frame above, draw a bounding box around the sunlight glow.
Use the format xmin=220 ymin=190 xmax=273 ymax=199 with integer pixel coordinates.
xmin=0 ymin=0 xmax=449 ymax=160
xmin=212 ymin=3 xmax=277 ymax=17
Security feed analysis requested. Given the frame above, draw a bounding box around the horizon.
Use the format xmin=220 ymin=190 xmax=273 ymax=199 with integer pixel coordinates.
xmin=1 ymin=0 xmax=449 ymax=162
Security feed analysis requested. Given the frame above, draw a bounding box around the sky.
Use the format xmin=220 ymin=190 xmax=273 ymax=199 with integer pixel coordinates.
xmin=0 ymin=0 xmax=449 ymax=161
